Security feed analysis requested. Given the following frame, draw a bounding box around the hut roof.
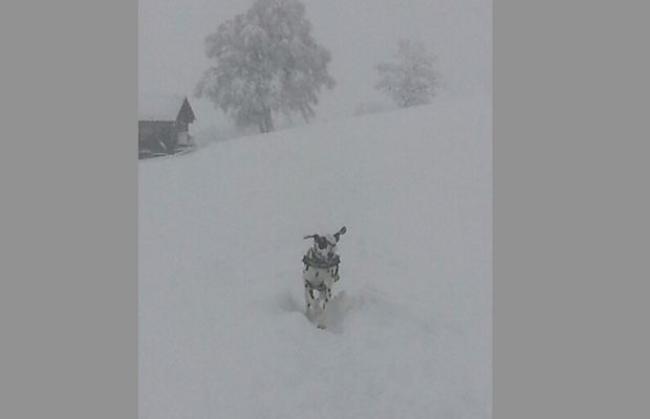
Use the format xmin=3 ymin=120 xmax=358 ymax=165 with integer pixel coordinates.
xmin=138 ymin=93 xmax=189 ymax=121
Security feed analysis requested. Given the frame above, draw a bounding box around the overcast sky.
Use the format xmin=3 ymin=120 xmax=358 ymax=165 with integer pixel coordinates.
xmin=139 ymin=0 xmax=491 ymax=125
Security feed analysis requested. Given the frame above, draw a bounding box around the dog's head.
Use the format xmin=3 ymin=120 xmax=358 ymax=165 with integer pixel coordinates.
xmin=305 ymin=226 xmax=347 ymax=260
xmin=311 ymin=234 xmax=338 ymax=259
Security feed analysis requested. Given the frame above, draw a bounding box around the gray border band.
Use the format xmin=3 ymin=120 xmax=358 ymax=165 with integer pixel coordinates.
xmin=1 ymin=1 xmax=137 ymax=418
xmin=496 ymin=1 xmax=649 ymax=418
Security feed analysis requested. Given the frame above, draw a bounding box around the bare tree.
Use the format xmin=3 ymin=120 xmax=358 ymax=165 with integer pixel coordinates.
xmin=196 ymin=0 xmax=335 ymax=133
xmin=376 ymin=40 xmax=437 ymax=108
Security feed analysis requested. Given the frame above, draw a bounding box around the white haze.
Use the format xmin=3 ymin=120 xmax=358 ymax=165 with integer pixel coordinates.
xmin=139 ymin=0 xmax=491 ymax=132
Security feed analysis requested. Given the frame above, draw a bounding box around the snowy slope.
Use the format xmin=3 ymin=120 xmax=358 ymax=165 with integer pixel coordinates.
xmin=139 ymin=94 xmax=491 ymax=419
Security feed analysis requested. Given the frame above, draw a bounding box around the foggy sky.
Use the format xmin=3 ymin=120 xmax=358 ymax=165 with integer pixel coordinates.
xmin=139 ymin=0 xmax=491 ymax=127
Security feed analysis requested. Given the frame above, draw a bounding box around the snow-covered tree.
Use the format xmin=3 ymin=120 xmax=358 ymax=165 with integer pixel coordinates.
xmin=196 ymin=0 xmax=335 ymax=133
xmin=375 ymin=40 xmax=437 ymax=108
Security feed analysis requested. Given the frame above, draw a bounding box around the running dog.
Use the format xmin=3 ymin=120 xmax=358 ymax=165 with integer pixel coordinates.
xmin=302 ymin=226 xmax=347 ymax=328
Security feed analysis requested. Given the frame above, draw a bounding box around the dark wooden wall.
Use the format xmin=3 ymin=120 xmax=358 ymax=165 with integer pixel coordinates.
xmin=139 ymin=121 xmax=176 ymax=156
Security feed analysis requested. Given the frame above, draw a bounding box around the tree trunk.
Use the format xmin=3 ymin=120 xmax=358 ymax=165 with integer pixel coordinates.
xmin=264 ymin=108 xmax=274 ymax=132
xmin=258 ymin=108 xmax=274 ymax=133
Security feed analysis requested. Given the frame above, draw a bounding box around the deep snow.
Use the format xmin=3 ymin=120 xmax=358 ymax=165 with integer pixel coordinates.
xmin=139 ymin=94 xmax=491 ymax=419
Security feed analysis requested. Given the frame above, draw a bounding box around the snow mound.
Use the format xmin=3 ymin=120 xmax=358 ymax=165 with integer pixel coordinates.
xmin=139 ymin=94 xmax=491 ymax=419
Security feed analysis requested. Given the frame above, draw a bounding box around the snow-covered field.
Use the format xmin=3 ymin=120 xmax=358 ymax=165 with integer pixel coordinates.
xmin=139 ymin=94 xmax=491 ymax=419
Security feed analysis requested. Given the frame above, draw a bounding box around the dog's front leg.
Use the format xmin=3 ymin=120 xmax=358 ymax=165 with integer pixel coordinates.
xmin=314 ymin=288 xmax=329 ymax=329
xmin=304 ymin=281 xmax=314 ymax=313
xmin=315 ymin=307 xmax=327 ymax=329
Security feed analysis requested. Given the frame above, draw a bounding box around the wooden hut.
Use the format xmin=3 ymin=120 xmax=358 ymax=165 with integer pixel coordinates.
xmin=138 ymin=95 xmax=196 ymax=158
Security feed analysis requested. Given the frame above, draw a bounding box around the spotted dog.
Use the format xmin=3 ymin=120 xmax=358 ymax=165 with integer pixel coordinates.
xmin=302 ymin=226 xmax=347 ymax=328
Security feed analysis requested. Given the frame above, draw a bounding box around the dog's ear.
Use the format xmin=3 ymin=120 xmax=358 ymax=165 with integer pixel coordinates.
xmin=307 ymin=234 xmax=323 ymax=246
xmin=334 ymin=226 xmax=347 ymax=242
